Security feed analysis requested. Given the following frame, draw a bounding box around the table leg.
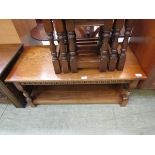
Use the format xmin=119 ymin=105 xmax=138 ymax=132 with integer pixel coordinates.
xmin=129 ymin=80 xmax=139 ymax=89
xmin=13 ymin=82 xmax=36 ymax=107
xmin=0 ymin=80 xmax=25 ymax=108
xmin=120 ymin=85 xmax=131 ymax=107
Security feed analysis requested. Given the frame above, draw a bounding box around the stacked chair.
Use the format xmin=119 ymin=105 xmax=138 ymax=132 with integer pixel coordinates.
xmin=43 ymin=19 xmax=133 ymax=74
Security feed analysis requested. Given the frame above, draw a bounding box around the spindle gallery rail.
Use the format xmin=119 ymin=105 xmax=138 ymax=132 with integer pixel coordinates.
xmin=42 ymin=19 xmax=133 ymax=74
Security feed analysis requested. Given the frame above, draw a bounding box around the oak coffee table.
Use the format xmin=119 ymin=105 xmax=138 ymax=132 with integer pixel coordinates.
xmin=5 ymin=45 xmax=147 ymax=107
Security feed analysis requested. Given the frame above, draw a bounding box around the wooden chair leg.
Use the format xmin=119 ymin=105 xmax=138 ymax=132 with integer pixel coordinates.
xmin=52 ymin=57 xmax=61 ymax=74
xmin=53 ymin=19 xmax=70 ymax=73
xmin=66 ymin=20 xmax=77 ymax=73
xmin=42 ymin=19 xmax=61 ymax=74
xmin=50 ymin=40 xmax=61 ymax=74
xmin=68 ymin=32 xmax=77 ymax=73
xmin=117 ymin=50 xmax=126 ymax=71
xmin=108 ymin=49 xmax=118 ymax=71
xmin=117 ymin=20 xmax=133 ymax=70
xmin=109 ymin=20 xmax=124 ymax=71
xmin=57 ymin=32 xmax=69 ymax=73
xmin=99 ymin=28 xmax=110 ymax=72
xmin=99 ymin=20 xmax=113 ymax=72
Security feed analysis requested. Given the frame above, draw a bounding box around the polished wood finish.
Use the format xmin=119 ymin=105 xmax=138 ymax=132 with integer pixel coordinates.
xmin=61 ymin=19 xmax=132 ymax=73
xmin=5 ymin=45 xmax=146 ymax=107
xmin=130 ymin=19 xmax=155 ymax=89
xmin=31 ymin=85 xmax=129 ymax=106
xmin=63 ymin=20 xmax=115 ymax=73
xmin=42 ymin=20 xmax=61 ymax=74
xmin=66 ymin=20 xmax=77 ymax=72
xmin=35 ymin=19 xmax=132 ymax=74
xmin=100 ymin=20 xmax=113 ymax=72
xmin=108 ymin=19 xmax=124 ymax=71
xmin=117 ymin=20 xmax=133 ymax=70
xmin=0 ymin=44 xmax=22 ymax=75
xmin=4 ymin=19 xmax=148 ymax=107
xmin=53 ymin=20 xmax=69 ymax=73
xmin=5 ymin=46 xmax=146 ymax=83
xmin=0 ymin=44 xmax=26 ymax=107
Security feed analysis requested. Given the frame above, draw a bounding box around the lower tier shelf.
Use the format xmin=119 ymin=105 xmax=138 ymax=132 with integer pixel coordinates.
xmin=31 ymin=84 xmax=130 ymax=106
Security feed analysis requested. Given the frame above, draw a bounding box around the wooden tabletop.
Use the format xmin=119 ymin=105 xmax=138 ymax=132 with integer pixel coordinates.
xmin=0 ymin=44 xmax=22 ymax=76
xmin=5 ymin=45 xmax=147 ymax=83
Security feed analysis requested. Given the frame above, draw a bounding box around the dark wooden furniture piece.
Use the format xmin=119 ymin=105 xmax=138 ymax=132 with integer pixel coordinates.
xmin=0 ymin=44 xmax=26 ymax=107
xmin=42 ymin=19 xmax=133 ymax=74
xmin=5 ymin=45 xmax=146 ymax=107
xmin=130 ymin=19 xmax=155 ymax=89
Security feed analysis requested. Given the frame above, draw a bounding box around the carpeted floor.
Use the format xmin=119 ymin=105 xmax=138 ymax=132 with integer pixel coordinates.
xmin=0 ymin=89 xmax=155 ymax=135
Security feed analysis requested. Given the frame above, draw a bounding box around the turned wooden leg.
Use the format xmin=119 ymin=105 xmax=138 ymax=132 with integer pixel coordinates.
xmin=53 ymin=19 xmax=70 ymax=73
xmin=109 ymin=20 xmax=124 ymax=71
xmin=68 ymin=31 xmax=77 ymax=73
xmin=120 ymin=89 xmax=131 ymax=107
xmin=65 ymin=20 xmax=77 ymax=73
xmin=117 ymin=20 xmax=133 ymax=70
xmin=99 ymin=20 xmax=113 ymax=72
xmin=117 ymin=49 xmax=126 ymax=70
xmin=108 ymin=27 xmax=119 ymax=71
xmin=49 ymin=22 xmax=61 ymax=74
xmin=57 ymin=32 xmax=69 ymax=73
xmin=108 ymin=48 xmax=118 ymax=71
xmin=14 ymin=82 xmax=35 ymax=107
xmin=42 ymin=19 xmax=61 ymax=74
xmin=0 ymin=80 xmax=25 ymax=108
xmin=99 ymin=30 xmax=110 ymax=72
xmin=50 ymin=40 xmax=61 ymax=74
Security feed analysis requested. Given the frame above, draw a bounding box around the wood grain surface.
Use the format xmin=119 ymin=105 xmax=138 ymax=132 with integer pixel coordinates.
xmin=5 ymin=45 xmax=147 ymax=83
xmin=0 ymin=44 xmax=23 ymax=76
xmin=32 ymin=85 xmax=124 ymax=105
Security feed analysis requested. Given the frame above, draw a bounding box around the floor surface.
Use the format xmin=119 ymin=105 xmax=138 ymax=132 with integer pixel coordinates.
xmin=0 ymin=89 xmax=155 ymax=135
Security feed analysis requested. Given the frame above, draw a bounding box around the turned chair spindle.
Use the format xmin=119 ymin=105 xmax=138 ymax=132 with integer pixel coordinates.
xmin=100 ymin=20 xmax=113 ymax=72
xmin=42 ymin=19 xmax=61 ymax=74
xmin=117 ymin=19 xmax=133 ymax=70
xmin=53 ymin=20 xmax=69 ymax=73
xmin=108 ymin=19 xmax=124 ymax=71
xmin=66 ymin=20 xmax=77 ymax=73
xmin=43 ymin=19 xmax=132 ymax=74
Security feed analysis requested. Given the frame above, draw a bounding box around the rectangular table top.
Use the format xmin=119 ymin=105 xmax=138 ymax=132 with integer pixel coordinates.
xmin=5 ymin=45 xmax=147 ymax=83
xmin=0 ymin=44 xmax=22 ymax=76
